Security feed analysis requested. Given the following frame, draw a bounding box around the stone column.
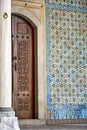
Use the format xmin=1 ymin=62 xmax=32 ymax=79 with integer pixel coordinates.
xmin=0 ymin=0 xmax=20 ymax=129
xmin=0 ymin=0 xmax=11 ymax=108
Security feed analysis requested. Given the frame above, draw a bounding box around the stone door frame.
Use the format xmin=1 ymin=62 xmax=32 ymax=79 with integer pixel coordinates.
xmin=11 ymin=4 xmax=46 ymax=120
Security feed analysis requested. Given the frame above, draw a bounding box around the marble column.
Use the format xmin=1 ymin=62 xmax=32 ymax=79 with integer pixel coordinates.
xmin=0 ymin=0 xmax=20 ymax=129
xmin=0 ymin=0 xmax=12 ymax=108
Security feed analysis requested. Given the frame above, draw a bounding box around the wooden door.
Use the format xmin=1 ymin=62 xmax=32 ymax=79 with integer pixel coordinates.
xmin=12 ymin=15 xmax=34 ymax=119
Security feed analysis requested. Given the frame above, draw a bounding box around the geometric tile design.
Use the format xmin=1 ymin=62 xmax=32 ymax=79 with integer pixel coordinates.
xmin=46 ymin=1 xmax=87 ymax=119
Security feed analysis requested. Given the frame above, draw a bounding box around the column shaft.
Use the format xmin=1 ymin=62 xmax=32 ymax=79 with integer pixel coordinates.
xmin=0 ymin=0 xmax=11 ymax=107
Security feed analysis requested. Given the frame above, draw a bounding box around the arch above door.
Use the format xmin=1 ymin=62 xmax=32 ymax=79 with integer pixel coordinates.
xmin=11 ymin=3 xmax=46 ymax=119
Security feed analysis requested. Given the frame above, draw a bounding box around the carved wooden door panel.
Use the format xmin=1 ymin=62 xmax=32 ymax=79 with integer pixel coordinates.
xmin=12 ymin=15 xmax=34 ymax=119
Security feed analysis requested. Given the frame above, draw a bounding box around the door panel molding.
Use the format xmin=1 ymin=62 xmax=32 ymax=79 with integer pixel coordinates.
xmin=12 ymin=15 xmax=34 ymax=119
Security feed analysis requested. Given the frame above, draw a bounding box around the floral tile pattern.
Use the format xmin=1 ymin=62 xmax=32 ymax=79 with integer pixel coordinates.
xmin=46 ymin=1 xmax=87 ymax=119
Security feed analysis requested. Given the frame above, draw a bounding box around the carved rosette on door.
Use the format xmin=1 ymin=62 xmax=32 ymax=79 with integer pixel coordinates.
xmin=12 ymin=15 xmax=34 ymax=119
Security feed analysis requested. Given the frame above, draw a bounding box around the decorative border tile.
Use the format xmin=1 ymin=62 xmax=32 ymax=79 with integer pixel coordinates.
xmin=46 ymin=0 xmax=87 ymax=12
xmin=47 ymin=104 xmax=87 ymax=119
xmin=46 ymin=0 xmax=87 ymax=9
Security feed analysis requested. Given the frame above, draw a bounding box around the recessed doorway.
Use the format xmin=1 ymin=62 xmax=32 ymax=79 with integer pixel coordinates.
xmin=12 ymin=15 xmax=37 ymax=119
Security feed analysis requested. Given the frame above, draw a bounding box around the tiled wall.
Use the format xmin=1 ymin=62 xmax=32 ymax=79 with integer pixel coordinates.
xmin=46 ymin=0 xmax=87 ymax=119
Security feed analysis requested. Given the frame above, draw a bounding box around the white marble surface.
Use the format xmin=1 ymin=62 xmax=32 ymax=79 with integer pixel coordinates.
xmin=0 ymin=0 xmax=12 ymax=107
xmin=0 ymin=117 xmax=20 ymax=130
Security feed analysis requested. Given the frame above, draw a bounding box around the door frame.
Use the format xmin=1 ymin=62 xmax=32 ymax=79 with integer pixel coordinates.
xmin=11 ymin=4 xmax=46 ymax=119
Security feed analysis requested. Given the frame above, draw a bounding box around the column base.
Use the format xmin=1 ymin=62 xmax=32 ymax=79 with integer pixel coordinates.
xmin=0 ymin=108 xmax=20 ymax=130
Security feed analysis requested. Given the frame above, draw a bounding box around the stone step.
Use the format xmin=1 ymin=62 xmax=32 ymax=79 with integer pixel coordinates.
xmin=20 ymin=124 xmax=87 ymax=130
xmin=19 ymin=120 xmax=87 ymax=130
xmin=19 ymin=119 xmax=46 ymax=126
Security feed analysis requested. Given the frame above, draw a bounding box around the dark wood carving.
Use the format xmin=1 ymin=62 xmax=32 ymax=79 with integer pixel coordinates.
xmin=12 ymin=15 xmax=34 ymax=119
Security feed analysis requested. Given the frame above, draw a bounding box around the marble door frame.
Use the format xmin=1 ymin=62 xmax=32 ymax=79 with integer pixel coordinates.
xmin=11 ymin=2 xmax=46 ymax=120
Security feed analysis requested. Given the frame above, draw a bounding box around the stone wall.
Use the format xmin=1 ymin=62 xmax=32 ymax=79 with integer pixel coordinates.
xmin=46 ymin=0 xmax=87 ymax=120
